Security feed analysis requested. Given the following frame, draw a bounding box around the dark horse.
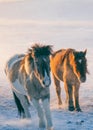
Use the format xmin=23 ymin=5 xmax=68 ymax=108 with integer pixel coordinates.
xmin=50 ymin=48 xmax=88 ymax=112
xmin=5 ymin=44 xmax=54 ymax=130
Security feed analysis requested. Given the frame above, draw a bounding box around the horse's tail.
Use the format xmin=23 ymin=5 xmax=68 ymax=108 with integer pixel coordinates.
xmin=12 ymin=91 xmax=24 ymax=117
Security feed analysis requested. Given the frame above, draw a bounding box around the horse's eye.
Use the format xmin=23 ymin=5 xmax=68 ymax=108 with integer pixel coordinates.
xmin=35 ymin=61 xmax=38 ymax=64
xmin=78 ymin=59 xmax=82 ymax=63
xmin=35 ymin=59 xmax=39 ymax=65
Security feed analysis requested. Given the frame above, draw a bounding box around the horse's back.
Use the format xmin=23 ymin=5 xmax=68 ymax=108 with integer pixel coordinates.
xmin=5 ymin=54 xmax=25 ymax=82
xmin=50 ymin=49 xmax=66 ymax=81
xmin=6 ymin=54 xmax=24 ymax=70
xmin=51 ymin=49 xmax=67 ymax=64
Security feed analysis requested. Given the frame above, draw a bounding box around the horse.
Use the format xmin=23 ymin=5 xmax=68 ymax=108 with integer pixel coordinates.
xmin=50 ymin=48 xmax=88 ymax=112
xmin=5 ymin=44 xmax=54 ymax=130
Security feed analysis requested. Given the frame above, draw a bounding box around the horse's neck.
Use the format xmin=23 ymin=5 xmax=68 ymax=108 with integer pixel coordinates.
xmin=29 ymin=72 xmax=39 ymax=84
xmin=64 ymin=57 xmax=73 ymax=74
xmin=26 ymin=71 xmax=34 ymax=82
xmin=63 ymin=57 xmax=78 ymax=83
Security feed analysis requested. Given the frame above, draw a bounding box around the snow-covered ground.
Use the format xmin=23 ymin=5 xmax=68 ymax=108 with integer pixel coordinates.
xmin=0 ymin=0 xmax=93 ymax=130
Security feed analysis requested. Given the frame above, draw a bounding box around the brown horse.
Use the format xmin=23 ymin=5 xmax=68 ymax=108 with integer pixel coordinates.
xmin=50 ymin=48 xmax=88 ymax=112
xmin=5 ymin=44 xmax=54 ymax=130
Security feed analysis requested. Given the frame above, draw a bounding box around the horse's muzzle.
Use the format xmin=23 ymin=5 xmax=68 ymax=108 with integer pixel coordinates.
xmin=80 ymin=77 xmax=86 ymax=82
xmin=43 ymin=79 xmax=51 ymax=87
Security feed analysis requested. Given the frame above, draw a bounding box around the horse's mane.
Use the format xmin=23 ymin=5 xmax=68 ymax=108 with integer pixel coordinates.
xmin=28 ymin=43 xmax=53 ymax=57
xmin=20 ymin=44 xmax=52 ymax=68
xmin=52 ymin=49 xmax=62 ymax=57
xmin=61 ymin=48 xmax=75 ymax=63
xmin=52 ymin=48 xmax=75 ymax=63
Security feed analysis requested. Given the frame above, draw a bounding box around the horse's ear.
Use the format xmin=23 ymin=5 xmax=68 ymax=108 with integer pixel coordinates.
xmin=31 ymin=51 xmax=35 ymax=58
xmin=84 ymin=49 xmax=87 ymax=56
xmin=28 ymin=47 xmax=36 ymax=58
xmin=29 ymin=50 xmax=36 ymax=59
xmin=72 ymin=51 xmax=77 ymax=57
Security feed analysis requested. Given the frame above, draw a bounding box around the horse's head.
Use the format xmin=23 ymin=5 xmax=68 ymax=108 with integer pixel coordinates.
xmin=70 ymin=49 xmax=88 ymax=83
xmin=33 ymin=55 xmax=51 ymax=87
xmin=28 ymin=44 xmax=53 ymax=88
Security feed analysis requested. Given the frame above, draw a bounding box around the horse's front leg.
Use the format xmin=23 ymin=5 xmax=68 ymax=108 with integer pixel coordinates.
xmin=64 ymin=83 xmax=75 ymax=111
xmin=32 ymin=98 xmax=46 ymax=128
xmin=53 ymin=74 xmax=62 ymax=106
xmin=42 ymin=98 xmax=53 ymax=130
xmin=73 ymin=85 xmax=81 ymax=112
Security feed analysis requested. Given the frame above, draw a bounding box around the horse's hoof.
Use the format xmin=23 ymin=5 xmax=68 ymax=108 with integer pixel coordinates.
xmin=47 ymin=126 xmax=54 ymax=130
xmin=58 ymin=104 xmax=63 ymax=109
xmin=75 ymin=108 xmax=82 ymax=112
xmin=39 ymin=122 xmax=46 ymax=128
xmin=58 ymin=102 xmax=62 ymax=109
xmin=69 ymin=106 xmax=75 ymax=111
xmin=58 ymin=101 xmax=62 ymax=105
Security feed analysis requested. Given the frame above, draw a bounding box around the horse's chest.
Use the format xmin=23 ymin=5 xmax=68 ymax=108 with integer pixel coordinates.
xmin=26 ymin=79 xmax=49 ymax=99
xmin=63 ymin=68 xmax=77 ymax=83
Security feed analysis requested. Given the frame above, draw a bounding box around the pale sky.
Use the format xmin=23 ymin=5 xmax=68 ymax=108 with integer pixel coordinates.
xmin=0 ymin=0 xmax=93 ymax=21
xmin=0 ymin=0 xmax=23 ymax=2
xmin=0 ymin=0 xmax=93 ymax=67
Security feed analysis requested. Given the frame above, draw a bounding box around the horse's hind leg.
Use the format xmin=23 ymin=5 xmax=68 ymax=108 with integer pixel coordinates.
xmin=21 ymin=95 xmax=31 ymax=118
xmin=13 ymin=91 xmax=24 ymax=117
xmin=14 ymin=91 xmax=31 ymax=118
xmin=53 ymin=74 xmax=62 ymax=105
xmin=32 ymin=99 xmax=46 ymax=128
